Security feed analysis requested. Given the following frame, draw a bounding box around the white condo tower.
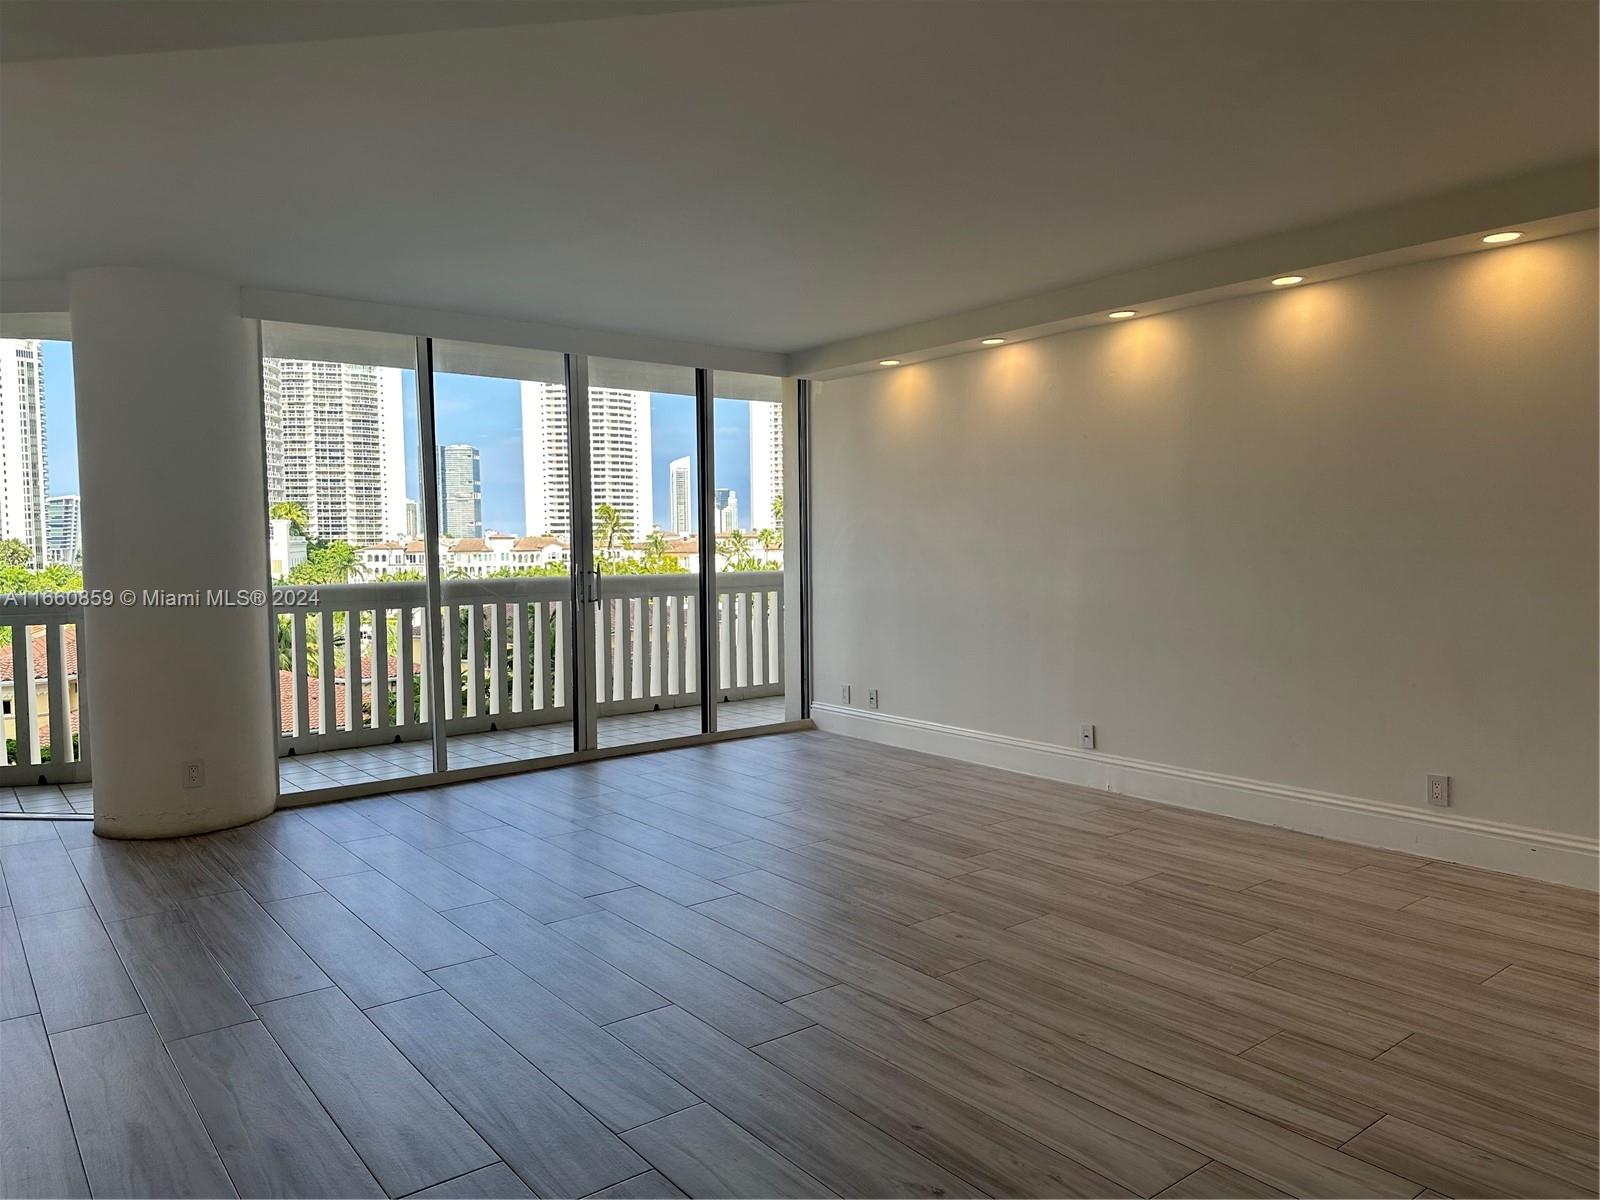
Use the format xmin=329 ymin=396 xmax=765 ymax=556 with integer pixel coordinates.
xmin=522 ymin=381 xmax=652 ymax=541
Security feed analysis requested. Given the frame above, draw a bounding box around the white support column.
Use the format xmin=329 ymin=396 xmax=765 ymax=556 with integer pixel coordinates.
xmin=69 ymin=268 xmax=277 ymax=838
xmin=781 ymin=377 xmax=806 ymax=721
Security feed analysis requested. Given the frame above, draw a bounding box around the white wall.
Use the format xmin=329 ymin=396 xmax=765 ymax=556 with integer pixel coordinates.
xmin=812 ymin=232 xmax=1598 ymax=871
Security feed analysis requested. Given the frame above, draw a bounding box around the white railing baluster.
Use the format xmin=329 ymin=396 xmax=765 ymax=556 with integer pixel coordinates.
xmin=489 ymin=601 xmax=507 ymax=716
xmin=620 ymin=598 xmax=636 ymax=702
xmin=511 ymin=602 xmax=529 ymax=714
xmin=552 ymin=599 xmax=566 ymax=709
xmin=601 ymin=597 xmax=615 ymax=703
xmin=684 ymin=593 xmax=697 ymax=694
xmin=768 ymin=588 xmax=780 ymax=691
xmin=665 ymin=596 xmax=680 ymax=698
xmin=640 ymin=596 xmax=656 ymax=703
xmin=444 ymin=601 xmax=461 ymax=720
xmin=719 ymin=593 xmax=733 ymax=691
xmin=749 ymin=590 xmax=763 ymax=687
xmin=417 ymin=606 xmax=432 ymax=723
xmin=343 ymin=609 xmax=360 ymax=732
xmin=465 ymin=603 xmax=484 ymax=718
xmin=290 ymin=611 xmax=308 ymax=738
xmin=11 ymin=623 xmax=34 ymax=768
xmin=741 ymin=590 xmax=755 ymax=689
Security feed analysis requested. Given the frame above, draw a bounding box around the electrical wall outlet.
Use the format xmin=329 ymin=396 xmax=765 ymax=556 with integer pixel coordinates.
xmin=841 ymin=684 xmax=851 ymax=705
xmin=868 ymin=689 xmax=879 ymax=710
xmin=182 ymin=760 xmax=205 ymax=789
xmin=1427 ymin=773 xmax=1450 ymax=807
xmin=1079 ymin=723 xmax=1096 ymax=750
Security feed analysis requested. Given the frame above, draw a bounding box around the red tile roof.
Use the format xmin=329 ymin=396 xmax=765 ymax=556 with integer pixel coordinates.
xmin=0 ymin=624 xmax=78 ymax=684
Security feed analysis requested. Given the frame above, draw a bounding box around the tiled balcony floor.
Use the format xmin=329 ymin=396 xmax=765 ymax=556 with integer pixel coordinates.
xmin=1 ymin=782 xmax=94 ymax=816
xmin=277 ymin=695 xmax=789 ymax=795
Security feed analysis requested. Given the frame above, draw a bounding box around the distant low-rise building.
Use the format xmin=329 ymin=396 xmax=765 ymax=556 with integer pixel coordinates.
xmin=268 ymin=516 xmax=307 ymax=578
xmin=358 ymin=532 xmax=569 ymax=579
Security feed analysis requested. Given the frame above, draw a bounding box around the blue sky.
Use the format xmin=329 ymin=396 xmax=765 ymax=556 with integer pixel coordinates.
xmin=40 ymin=341 xmax=78 ymax=494
xmin=35 ymin=343 xmax=755 ymax=534
xmin=428 ymin=373 xmax=752 ymax=535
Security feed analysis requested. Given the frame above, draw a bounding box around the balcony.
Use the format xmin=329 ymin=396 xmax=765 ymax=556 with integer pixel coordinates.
xmin=274 ymin=570 xmax=786 ymax=792
xmin=0 ymin=571 xmax=787 ymax=809
xmin=0 ymin=596 xmax=93 ymax=813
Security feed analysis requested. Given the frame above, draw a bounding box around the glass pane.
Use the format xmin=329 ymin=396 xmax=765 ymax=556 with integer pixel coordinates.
xmin=587 ymin=357 xmax=701 ymax=747
xmin=431 ymin=340 xmax=574 ymax=767
xmin=0 ymin=336 xmax=91 ymax=810
xmin=260 ymin=323 xmax=431 ymax=793
xmin=713 ymin=371 xmax=789 ymax=731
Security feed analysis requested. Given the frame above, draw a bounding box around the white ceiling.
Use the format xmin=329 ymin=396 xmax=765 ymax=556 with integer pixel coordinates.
xmin=0 ymin=1 xmax=767 ymax=63
xmin=2 ymin=0 xmax=1594 ymax=354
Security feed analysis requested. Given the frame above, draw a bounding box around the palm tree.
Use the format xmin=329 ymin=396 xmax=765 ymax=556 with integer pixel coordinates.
xmin=319 ymin=541 xmax=358 ymax=582
xmin=770 ymin=493 xmax=784 ymax=529
xmin=595 ymin=503 xmax=627 ymax=557
xmin=757 ymin=528 xmax=781 ymax=551
xmin=718 ymin=529 xmax=760 ymax=570
xmin=269 ymin=501 xmax=311 ymax=538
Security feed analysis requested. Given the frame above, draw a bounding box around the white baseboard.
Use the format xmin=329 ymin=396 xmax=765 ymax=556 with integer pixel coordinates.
xmin=810 ymin=704 xmax=1599 ymax=890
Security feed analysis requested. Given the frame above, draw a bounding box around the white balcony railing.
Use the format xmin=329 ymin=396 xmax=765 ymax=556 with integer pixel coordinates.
xmin=0 ymin=598 xmax=90 ymax=785
xmin=274 ymin=571 xmax=783 ymax=756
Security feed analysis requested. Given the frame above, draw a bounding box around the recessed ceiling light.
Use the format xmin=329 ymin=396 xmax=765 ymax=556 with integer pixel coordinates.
xmin=878 ymin=359 xmax=901 ymax=366
xmin=981 ymin=337 xmax=1007 ymax=346
xmin=1108 ymin=310 xmax=1137 ymax=320
xmin=1271 ymin=275 xmax=1304 ymax=287
xmin=1482 ymin=231 xmax=1523 ymax=244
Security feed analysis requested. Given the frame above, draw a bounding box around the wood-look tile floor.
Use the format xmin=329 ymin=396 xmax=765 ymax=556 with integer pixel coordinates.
xmin=2 ymin=730 xmax=1595 ymax=1199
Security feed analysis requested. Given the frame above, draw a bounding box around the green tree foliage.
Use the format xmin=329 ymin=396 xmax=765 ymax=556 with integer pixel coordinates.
xmin=0 ymin=561 xmax=84 ymax=647
xmin=269 ymin=501 xmax=311 ymax=538
xmin=0 ymin=539 xmax=33 ymax=568
xmin=286 ymin=541 xmax=358 ymax=585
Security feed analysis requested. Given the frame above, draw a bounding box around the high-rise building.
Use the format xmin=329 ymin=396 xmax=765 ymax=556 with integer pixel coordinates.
xmin=405 ymin=498 xmax=419 ymax=538
xmin=438 ymin=444 xmax=483 ymax=538
xmin=263 ymin=359 xmax=406 ymax=545
xmin=521 ymin=382 xmax=651 ymax=540
xmin=0 ymin=339 xmax=50 ymax=564
xmin=45 ymin=494 xmax=81 ymax=565
xmin=749 ymin=399 xmax=783 ymax=533
xmin=714 ymin=488 xmax=739 ymax=534
xmin=668 ymin=456 xmax=691 ymax=534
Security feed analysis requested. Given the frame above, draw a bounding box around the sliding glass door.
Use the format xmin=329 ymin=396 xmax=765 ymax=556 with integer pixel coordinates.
xmin=430 ymin=340 xmax=578 ymax=770
xmin=711 ymin=371 xmax=792 ymax=731
xmin=260 ymin=327 xmax=802 ymax=795
xmin=260 ymin=324 xmax=433 ymax=794
xmin=583 ymin=358 xmax=704 ymax=749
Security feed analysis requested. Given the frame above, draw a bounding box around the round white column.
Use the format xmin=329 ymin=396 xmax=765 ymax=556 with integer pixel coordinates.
xmin=69 ymin=268 xmax=277 ymax=838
